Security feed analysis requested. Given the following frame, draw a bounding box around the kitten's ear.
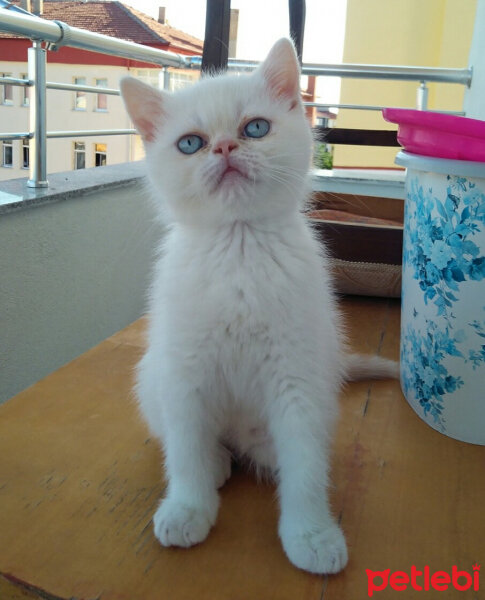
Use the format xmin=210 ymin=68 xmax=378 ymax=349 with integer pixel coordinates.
xmin=120 ymin=76 xmax=165 ymax=143
xmin=258 ymin=38 xmax=301 ymax=108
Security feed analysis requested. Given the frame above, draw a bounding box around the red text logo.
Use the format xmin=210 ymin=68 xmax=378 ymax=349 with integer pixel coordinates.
xmin=366 ymin=564 xmax=480 ymax=597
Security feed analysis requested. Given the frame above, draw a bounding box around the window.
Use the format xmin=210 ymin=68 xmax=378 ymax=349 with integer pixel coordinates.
xmin=2 ymin=141 xmax=13 ymax=167
xmin=1 ymin=73 xmax=14 ymax=105
xmin=133 ymin=68 xmax=160 ymax=88
xmin=74 ymin=77 xmax=87 ymax=110
xmin=22 ymin=139 xmax=30 ymax=169
xmin=95 ymin=78 xmax=108 ymax=111
xmin=21 ymin=73 xmax=30 ymax=107
xmin=168 ymin=71 xmax=197 ymax=92
xmin=132 ymin=68 xmax=198 ymax=92
xmin=95 ymin=143 xmax=107 ymax=167
xmin=74 ymin=142 xmax=86 ymax=169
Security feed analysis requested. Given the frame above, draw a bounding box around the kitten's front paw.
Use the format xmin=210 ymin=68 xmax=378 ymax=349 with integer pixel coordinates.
xmin=281 ymin=523 xmax=348 ymax=574
xmin=153 ymin=499 xmax=214 ymax=548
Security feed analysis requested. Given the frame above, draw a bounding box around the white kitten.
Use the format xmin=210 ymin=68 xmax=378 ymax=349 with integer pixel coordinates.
xmin=120 ymin=38 xmax=397 ymax=575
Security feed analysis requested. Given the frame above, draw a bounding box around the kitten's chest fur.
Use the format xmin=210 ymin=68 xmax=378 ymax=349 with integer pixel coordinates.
xmin=156 ymin=217 xmax=322 ymax=395
xmin=163 ymin=218 xmax=314 ymax=334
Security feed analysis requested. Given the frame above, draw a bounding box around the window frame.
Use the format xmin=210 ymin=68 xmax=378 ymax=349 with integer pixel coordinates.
xmin=2 ymin=141 xmax=14 ymax=167
xmin=21 ymin=139 xmax=30 ymax=170
xmin=94 ymin=143 xmax=107 ymax=167
xmin=73 ymin=141 xmax=86 ymax=170
xmin=94 ymin=78 xmax=108 ymax=112
xmin=133 ymin=68 xmax=160 ymax=88
xmin=73 ymin=76 xmax=87 ymax=111
xmin=1 ymin=73 xmax=14 ymax=106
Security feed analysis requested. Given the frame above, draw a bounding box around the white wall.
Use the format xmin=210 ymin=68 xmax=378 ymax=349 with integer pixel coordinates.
xmin=0 ymin=166 xmax=162 ymax=403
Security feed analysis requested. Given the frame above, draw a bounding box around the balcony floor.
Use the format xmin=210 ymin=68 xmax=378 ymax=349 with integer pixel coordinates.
xmin=1 ymin=296 xmax=484 ymax=600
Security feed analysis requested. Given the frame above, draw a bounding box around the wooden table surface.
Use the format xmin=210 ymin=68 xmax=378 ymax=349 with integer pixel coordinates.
xmin=1 ymin=296 xmax=484 ymax=600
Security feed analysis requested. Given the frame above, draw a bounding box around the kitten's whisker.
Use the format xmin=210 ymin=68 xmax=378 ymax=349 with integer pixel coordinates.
xmin=268 ymin=165 xmax=306 ymax=178
xmin=265 ymin=172 xmax=303 ymax=196
xmin=267 ymin=169 xmax=307 ymax=187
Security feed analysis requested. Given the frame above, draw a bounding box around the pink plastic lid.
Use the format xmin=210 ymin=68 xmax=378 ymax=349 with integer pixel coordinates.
xmin=382 ymin=108 xmax=485 ymax=162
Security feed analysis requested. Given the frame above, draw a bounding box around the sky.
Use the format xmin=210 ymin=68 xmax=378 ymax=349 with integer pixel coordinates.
xmin=130 ymin=0 xmax=348 ymax=104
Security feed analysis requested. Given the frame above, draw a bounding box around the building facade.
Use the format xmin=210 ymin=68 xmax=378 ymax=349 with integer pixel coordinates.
xmin=0 ymin=0 xmax=202 ymax=181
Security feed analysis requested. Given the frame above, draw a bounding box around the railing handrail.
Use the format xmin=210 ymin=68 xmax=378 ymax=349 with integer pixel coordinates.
xmin=1 ymin=9 xmax=473 ymax=86
xmin=0 ymin=9 xmax=189 ymax=68
xmin=0 ymin=76 xmax=30 ymax=86
xmin=301 ymin=63 xmax=472 ymax=86
xmin=46 ymin=129 xmax=136 ymax=138
xmin=0 ymin=76 xmax=121 ymax=95
xmin=46 ymin=81 xmax=121 ymax=95
xmin=306 ymin=102 xmax=465 ymax=115
xmin=0 ymin=132 xmax=31 ymax=140
xmin=187 ymin=57 xmax=473 ymax=86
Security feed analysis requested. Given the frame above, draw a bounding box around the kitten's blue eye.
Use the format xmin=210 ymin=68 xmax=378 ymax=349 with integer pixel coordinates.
xmin=177 ymin=134 xmax=204 ymax=154
xmin=243 ymin=118 xmax=270 ymax=139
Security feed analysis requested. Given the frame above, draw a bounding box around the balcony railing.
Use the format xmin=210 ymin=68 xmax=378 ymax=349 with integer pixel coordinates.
xmin=0 ymin=8 xmax=474 ymax=188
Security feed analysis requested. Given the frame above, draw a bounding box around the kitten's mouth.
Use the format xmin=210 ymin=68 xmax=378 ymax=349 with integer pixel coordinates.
xmin=221 ymin=165 xmax=245 ymax=179
xmin=223 ymin=166 xmax=240 ymax=176
xmin=218 ymin=163 xmax=248 ymax=187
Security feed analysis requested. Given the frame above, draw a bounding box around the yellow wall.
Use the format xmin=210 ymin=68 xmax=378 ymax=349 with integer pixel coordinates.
xmin=334 ymin=0 xmax=477 ymax=168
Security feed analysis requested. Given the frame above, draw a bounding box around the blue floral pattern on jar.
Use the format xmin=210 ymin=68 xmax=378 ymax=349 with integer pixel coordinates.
xmin=400 ymin=173 xmax=485 ymax=435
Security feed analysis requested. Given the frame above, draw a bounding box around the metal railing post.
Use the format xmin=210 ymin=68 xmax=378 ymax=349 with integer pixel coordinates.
xmin=27 ymin=40 xmax=48 ymax=188
xmin=416 ymin=81 xmax=429 ymax=110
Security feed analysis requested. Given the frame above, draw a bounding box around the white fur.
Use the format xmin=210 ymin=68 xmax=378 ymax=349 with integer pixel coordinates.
xmin=121 ymin=39 xmax=394 ymax=574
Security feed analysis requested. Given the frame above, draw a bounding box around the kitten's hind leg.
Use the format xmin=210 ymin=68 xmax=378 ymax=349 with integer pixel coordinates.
xmin=267 ymin=383 xmax=348 ymax=574
xmin=148 ymin=382 xmax=222 ymax=548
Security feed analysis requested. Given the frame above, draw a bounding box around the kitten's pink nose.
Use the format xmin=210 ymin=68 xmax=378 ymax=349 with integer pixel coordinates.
xmin=213 ymin=138 xmax=239 ymax=158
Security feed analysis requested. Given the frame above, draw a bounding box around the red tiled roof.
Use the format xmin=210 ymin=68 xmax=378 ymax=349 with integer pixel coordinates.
xmin=121 ymin=4 xmax=203 ymax=53
xmin=0 ymin=1 xmax=203 ymax=53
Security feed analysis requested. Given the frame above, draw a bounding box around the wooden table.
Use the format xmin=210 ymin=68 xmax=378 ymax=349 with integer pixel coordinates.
xmin=1 ymin=297 xmax=484 ymax=600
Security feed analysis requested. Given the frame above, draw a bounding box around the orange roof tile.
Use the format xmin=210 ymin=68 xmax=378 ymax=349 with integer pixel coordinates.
xmin=121 ymin=4 xmax=203 ymax=53
xmin=0 ymin=1 xmax=203 ymax=53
